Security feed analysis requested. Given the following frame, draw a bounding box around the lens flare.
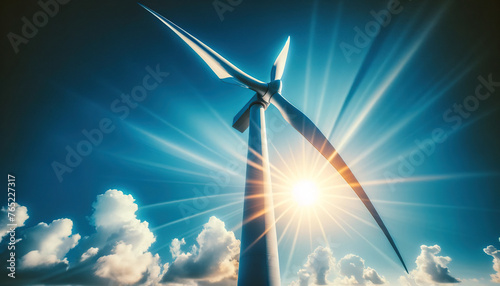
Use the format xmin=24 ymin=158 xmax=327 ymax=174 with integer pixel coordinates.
xmin=292 ymin=180 xmax=319 ymax=206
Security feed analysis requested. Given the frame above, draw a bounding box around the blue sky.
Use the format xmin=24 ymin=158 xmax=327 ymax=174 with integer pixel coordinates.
xmin=1 ymin=0 xmax=500 ymax=285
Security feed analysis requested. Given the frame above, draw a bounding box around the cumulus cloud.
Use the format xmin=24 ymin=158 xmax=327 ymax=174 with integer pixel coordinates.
xmin=0 ymin=203 xmax=29 ymax=242
xmin=95 ymin=242 xmax=155 ymax=285
xmin=288 ymin=269 xmax=311 ymax=286
xmin=363 ymin=267 xmax=386 ymax=284
xmin=484 ymin=242 xmax=500 ymax=283
xmin=307 ymin=246 xmax=335 ymax=284
xmin=170 ymin=238 xmax=186 ymax=259
xmin=335 ymin=254 xmax=386 ymax=285
xmin=91 ymin=189 xmax=159 ymax=285
xmin=289 ymin=246 xmax=335 ymax=286
xmin=80 ymin=247 xmax=99 ymax=262
xmin=400 ymin=244 xmax=460 ymax=285
xmin=91 ymin=189 xmax=155 ymax=253
xmin=161 ymin=216 xmax=240 ymax=285
xmin=20 ymin=218 xmax=80 ymax=269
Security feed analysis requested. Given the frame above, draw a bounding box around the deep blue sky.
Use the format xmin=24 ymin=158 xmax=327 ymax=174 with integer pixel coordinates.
xmin=1 ymin=0 xmax=500 ymax=285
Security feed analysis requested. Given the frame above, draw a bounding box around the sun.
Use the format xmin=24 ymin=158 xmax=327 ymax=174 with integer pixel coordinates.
xmin=292 ymin=180 xmax=319 ymax=206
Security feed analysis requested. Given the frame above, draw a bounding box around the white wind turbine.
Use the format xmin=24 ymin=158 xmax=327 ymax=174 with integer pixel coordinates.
xmin=139 ymin=4 xmax=408 ymax=286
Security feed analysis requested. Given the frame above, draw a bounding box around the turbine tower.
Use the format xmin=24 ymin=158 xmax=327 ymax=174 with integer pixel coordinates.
xmin=140 ymin=4 xmax=408 ymax=286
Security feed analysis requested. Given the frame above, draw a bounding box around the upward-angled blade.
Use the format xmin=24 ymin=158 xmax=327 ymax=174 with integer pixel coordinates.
xmin=270 ymin=37 xmax=290 ymax=81
xmin=270 ymin=92 xmax=409 ymax=274
xmin=139 ymin=4 xmax=267 ymax=93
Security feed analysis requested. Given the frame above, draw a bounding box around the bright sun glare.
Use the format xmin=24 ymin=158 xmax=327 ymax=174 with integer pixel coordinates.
xmin=292 ymin=180 xmax=319 ymax=206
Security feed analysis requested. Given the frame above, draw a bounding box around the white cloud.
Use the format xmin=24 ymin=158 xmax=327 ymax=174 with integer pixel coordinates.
xmin=363 ymin=267 xmax=386 ymax=284
xmin=483 ymin=243 xmax=500 ymax=283
xmin=335 ymin=254 xmax=386 ymax=285
xmin=170 ymin=238 xmax=186 ymax=259
xmin=0 ymin=203 xmax=29 ymax=243
xmin=91 ymin=189 xmax=137 ymax=229
xmin=95 ymin=242 xmax=155 ymax=285
xmin=20 ymin=218 xmax=80 ymax=269
xmin=306 ymin=246 xmax=335 ymax=285
xmin=91 ymin=189 xmax=155 ymax=253
xmin=399 ymin=275 xmax=418 ymax=286
xmin=400 ymin=244 xmax=460 ymax=285
xmin=80 ymin=247 xmax=99 ymax=262
xmin=288 ymin=247 xmax=385 ymax=286
xmin=144 ymin=254 xmax=165 ymax=286
xmin=161 ymin=216 xmax=240 ymax=285
xmin=289 ymin=246 xmax=335 ymax=286
xmin=91 ymin=189 xmax=159 ymax=285
xmin=296 ymin=269 xmax=311 ymax=286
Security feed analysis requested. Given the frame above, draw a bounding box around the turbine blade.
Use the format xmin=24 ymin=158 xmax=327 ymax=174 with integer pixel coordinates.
xmin=270 ymin=92 xmax=408 ymax=273
xmin=139 ymin=4 xmax=267 ymax=92
xmin=270 ymin=37 xmax=290 ymax=81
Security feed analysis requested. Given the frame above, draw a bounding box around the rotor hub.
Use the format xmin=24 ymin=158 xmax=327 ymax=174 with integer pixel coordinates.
xmin=260 ymin=80 xmax=282 ymax=105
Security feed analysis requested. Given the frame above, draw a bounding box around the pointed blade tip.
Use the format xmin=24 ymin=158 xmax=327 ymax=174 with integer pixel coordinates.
xmin=271 ymin=37 xmax=291 ymax=81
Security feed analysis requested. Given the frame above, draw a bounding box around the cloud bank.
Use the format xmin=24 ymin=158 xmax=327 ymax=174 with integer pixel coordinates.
xmin=4 ymin=190 xmax=488 ymax=286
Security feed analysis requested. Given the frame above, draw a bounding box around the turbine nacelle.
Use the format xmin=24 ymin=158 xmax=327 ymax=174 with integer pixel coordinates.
xmin=233 ymin=79 xmax=282 ymax=133
xmin=263 ymin=80 xmax=282 ymax=102
xmin=233 ymin=35 xmax=288 ymax=132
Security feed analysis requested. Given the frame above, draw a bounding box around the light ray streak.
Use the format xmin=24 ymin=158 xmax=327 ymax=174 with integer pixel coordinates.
xmin=319 ymin=172 xmax=499 ymax=193
xmin=325 ymin=5 xmax=449 ymax=177
xmin=307 ymin=210 xmax=313 ymax=252
xmin=318 ymin=204 xmax=351 ymax=237
xmin=349 ymin=59 xmax=478 ymax=170
xmin=270 ymin=143 xmax=296 ymax=178
xmin=232 ymin=198 xmax=291 ymax=232
xmin=322 ymin=200 xmax=377 ymax=229
xmin=278 ymin=208 xmax=300 ymax=245
xmin=369 ymin=108 xmax=500 ymax=177
xmin=284 ymin=210 xmax=304 ymax=277
xmin=312 ymin=208 xmax=330 ymax=248
xmin=140 ymin=192 xmax=242 ymax=210
xmin=219 ymin=208 xmax=245 ymax=225
xmin=104 ymin=151 xmax=213 ymax=179
xmin=362 ymin=198 xmax=500 ymax=213
xmin=341 ymin=214 xmax=403 ymax=270
xmin=141 ymin=106 xmax=226 ymax=160
xmin=315 ymin=7 xmax=448 ymax=177
xmin=287 ymin=144 xmax=301 ymax=178
xmin=303 ymin=0 xmax=319 ymax=112
xmin=194 ymin=91 xmax=248 ymax=145
xmin=314 ymin=1 xmax=342 ymax=124
xmin=246 ymin=146 xmax=293 ymax=184
xmin=132 ymin=126 xmax=239 ymax=175
xmin=242 ymin=204 xmax=295 ymax=254
xmin=152 ymin=199 xmax=243 ymax=231
xmin=344 ymin=4 xmax=447 ymax=147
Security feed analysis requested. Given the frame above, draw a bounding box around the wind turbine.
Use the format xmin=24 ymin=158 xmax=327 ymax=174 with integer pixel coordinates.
xmin=139 ymin=4 xmax=408 ymax=286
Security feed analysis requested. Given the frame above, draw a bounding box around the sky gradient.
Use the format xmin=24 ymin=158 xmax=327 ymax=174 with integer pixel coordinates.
xmin=1 ymin=0 xmax=500 ymax=285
